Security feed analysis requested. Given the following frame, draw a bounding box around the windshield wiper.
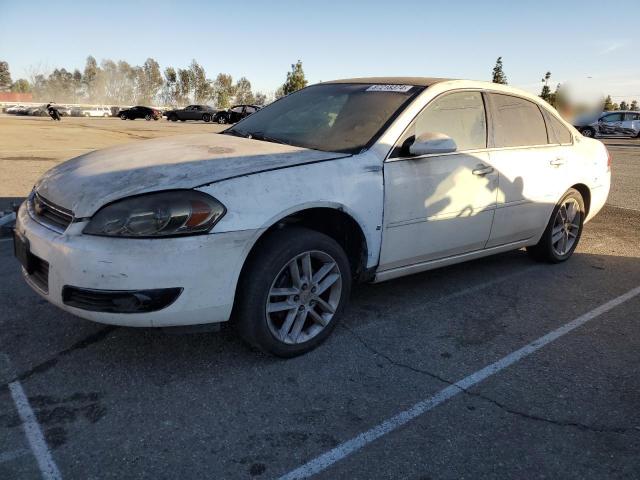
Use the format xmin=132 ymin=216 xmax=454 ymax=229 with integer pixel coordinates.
xmin=222 ymin=129 xmax=246 ymax=138
xmin=248 ymin=132 xmax=291 ymax=146
xmin=224 ymin=129 xmax=291 ymax=146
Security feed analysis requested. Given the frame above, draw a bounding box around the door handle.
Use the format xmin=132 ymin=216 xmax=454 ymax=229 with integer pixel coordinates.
xmin=549 ymin=158 xmax=565 ymax=166
xmin=472 ymin=164 xmax=494 ymax=176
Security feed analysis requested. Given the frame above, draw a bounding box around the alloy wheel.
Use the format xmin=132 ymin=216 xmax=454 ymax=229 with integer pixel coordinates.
xmin=266 ymin=250 xmax=342 ymax=345
xmin=551 ymin=198 xmax=581 ymax=256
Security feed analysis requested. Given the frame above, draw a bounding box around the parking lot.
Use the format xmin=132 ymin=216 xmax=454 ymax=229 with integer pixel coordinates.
xmin=1 ymin=116 xmax=639 ymax=479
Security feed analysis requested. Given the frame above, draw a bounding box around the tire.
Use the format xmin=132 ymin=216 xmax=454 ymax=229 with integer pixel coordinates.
xmin=203 ymin=113 xmax=211 ymax=123
xmin=120 ymin=114 xmax=127 ymax=120
xmin=581 ymin=127 xmax=595 ymax=138
xmin=234 ymin=227 xmax=352 ymax=357
xmin=217 ymin=115 xmax=227 ymax=124
xmin=145 ymin=114 xmax=152 ymax=121
xmin=180 ymin=119 xmax=186 ymax=122
xmin=168 ymin=114 xmax=177 ymax=122
xmin=527 ymin=188 xmax=585 ymax=263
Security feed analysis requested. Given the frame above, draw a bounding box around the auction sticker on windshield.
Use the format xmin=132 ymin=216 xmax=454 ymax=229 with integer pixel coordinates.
xmin=365 ymin=85 xmax=413 ymax=92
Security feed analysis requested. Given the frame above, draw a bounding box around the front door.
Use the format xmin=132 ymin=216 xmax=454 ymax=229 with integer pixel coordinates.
xmin=599 ymin=112 xmax=624 ymax=135
xmin=378 ymin=91 xmax=497 ymax=272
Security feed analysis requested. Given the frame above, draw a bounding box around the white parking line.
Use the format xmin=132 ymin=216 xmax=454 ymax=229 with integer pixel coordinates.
xmin=280 ymin=285 xmax=640 ymax=480
xmin=8 ymin=381 xmax=62 ymax=480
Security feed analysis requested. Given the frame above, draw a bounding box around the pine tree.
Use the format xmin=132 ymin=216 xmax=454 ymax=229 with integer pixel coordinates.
xmin=619 ymin=100 xmax=628 ymax=110
xmin=491 ymin=57 xmax=507 ymax=84
xmin=539 ymin=72 xmax=552 ymax=102
xmin=282 ymin=60 xmax=308 ymax=95
xmin=0 ymin=61 xmax=13 ymax=91
xmin=631 ymin=100 xmax=639 ymax=111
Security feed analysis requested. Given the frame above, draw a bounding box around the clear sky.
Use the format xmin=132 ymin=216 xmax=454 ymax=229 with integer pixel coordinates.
xmin=1 ymin=0 xmax=639 ymax=100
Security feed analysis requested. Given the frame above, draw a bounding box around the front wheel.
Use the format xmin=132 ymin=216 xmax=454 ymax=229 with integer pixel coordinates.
xmin=217 ymin=116 xmax=227 ymax=124
xmin=235 ymin=228 xmax=352 ymax=357
xmin=120 ymin=114 xmax=127 ymax=120
xmin=581 ymin=127 xmax=595 ymax=138
xmin=144 ymin=114 xmax=152 ymax=121
xmin=202 ymin=113 xmax=211 ymax=122
xmin=527 ymin=188 xmax=585 ymax=263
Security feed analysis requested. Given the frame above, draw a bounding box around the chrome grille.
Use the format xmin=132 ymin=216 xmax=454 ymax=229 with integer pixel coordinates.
xmin=29 ymin=192 xmax=73 ymax=233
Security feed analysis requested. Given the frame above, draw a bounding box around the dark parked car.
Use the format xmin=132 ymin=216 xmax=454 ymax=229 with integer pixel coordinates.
xmin=213 ymin=104 xmax=260 ymax=124
xmin=119 ymin=106 xmax=161 ymax=121
xmin=164 ymin=104 xmax=217 ymax=122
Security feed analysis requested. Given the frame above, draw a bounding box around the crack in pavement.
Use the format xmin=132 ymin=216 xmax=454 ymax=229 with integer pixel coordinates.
xmin=341 ymin=324 xmax=638 ymax=435
xmin=0 ymin=326 xmax=116 ymax=389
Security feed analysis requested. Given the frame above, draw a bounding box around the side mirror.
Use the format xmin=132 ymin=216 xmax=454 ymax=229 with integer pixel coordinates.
xmin=409 ymin=132 xmax=457 ymax=156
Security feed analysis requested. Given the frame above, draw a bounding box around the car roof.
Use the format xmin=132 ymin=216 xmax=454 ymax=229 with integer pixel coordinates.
xmin=322 ymin=77 xmax=452 ymax=86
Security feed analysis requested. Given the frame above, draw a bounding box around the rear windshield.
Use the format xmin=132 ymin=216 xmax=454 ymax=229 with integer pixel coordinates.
xmin=226 ymin=83 xmax=423 ymax=154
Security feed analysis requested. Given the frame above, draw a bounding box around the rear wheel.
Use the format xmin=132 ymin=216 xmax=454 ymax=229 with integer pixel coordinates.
xmin=202 ymin=113 xmax=211 ymax=122
xmin=120 ymin=113 xmax=127 ymax=120
xmin=527 ymin=188 xmax=585 ymax=263
xmin=144 ymin=114 xmax=152 ymax=121
xmin=217 ymin=115 xmax=227 ymax=124
xmin=235 ymin=227 xmax=351 ymax=357
xmin=168 ymin=113 xmax=177 ymax=122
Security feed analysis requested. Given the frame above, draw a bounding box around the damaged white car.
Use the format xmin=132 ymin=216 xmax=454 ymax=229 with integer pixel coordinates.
xmin=15 ymin=77 xmax=611 ymax=356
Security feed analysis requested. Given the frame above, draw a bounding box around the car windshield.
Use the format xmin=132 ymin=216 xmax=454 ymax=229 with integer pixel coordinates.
xmin=225 ymin=83 xmax=423 ymax=153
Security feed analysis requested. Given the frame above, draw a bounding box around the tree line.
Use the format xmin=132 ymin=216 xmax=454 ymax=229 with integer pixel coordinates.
xmin=492 ymin=57 xmax=638 ymax=111
xmin=0 ymin=58 xmax=309 ymax=108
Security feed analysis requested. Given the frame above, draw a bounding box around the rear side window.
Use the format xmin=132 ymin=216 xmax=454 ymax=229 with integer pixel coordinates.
xmin=490 ymin=94 xmax=548 ymax=147
xmin=545 ymin=113 xmax=572 ymax=144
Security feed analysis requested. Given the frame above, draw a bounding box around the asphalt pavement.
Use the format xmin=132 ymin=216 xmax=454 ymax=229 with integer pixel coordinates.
xmin=1 ymin=137 xmax=639 ymax=480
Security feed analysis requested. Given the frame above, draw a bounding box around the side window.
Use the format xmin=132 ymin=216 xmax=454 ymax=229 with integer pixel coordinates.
xmin=545 ymin=112 xmax=572 ymax=144
xmin=490 ymin=94 xmax=548 ymax=147
xmin=245 ymin=106 xmax=257 ymax=114
xmin=392 ymin=91 xmax=486 ymax=157
xmin=231 ymin=106 xmax=243 ymax=113
xmin=624 ymin=113 xmax=640 ymax=121
xmin=601 ymin=113 xmax=622 ymax=122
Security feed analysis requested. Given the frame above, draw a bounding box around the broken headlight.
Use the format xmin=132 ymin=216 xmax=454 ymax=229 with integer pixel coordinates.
xmin=83 ymin=190 xmax=226 ymax=237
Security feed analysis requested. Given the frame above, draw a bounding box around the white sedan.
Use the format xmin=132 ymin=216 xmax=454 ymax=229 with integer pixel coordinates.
xmin=14 ymin=77 xmax=611 ymax=356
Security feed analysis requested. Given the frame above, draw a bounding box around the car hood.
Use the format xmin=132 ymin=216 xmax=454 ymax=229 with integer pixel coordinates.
xmin=35 ymin=133 xmax=349 ymax=218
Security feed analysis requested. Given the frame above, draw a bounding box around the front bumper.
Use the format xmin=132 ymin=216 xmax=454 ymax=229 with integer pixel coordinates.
xmin=15 ymin=202 xmax=257 ymax=327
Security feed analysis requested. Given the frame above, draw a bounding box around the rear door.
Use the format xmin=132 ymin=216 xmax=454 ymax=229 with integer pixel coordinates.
xmin=622 ymin=112 xmax=640 ymax=136
xmin=485 ymin=93 xmax=568 ymax=247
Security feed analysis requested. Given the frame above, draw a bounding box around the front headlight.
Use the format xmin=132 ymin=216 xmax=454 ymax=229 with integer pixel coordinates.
xmin=83 ymin=190 xmax=226 ymax=238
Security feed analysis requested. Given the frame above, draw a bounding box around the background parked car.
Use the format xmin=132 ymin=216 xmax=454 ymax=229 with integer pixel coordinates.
xmin=53 ymin=105 xmax=72 ymax=117
xmin=4 ymin=104 xmax=26 ymax=114
xmin=213 ymin=104 xmax=260 ymax=124
xmin=81 ymin=106 xmax=111 ymax=117
xmin=165 ymin=104 xmax=218 ymax=122
xmin=574 ymin=111 xmax=640 ymax=138
xmin=119 ymin=106 xmax=162 ymax=121
xmin=28 ymin=106 xmax=49 ymax=116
